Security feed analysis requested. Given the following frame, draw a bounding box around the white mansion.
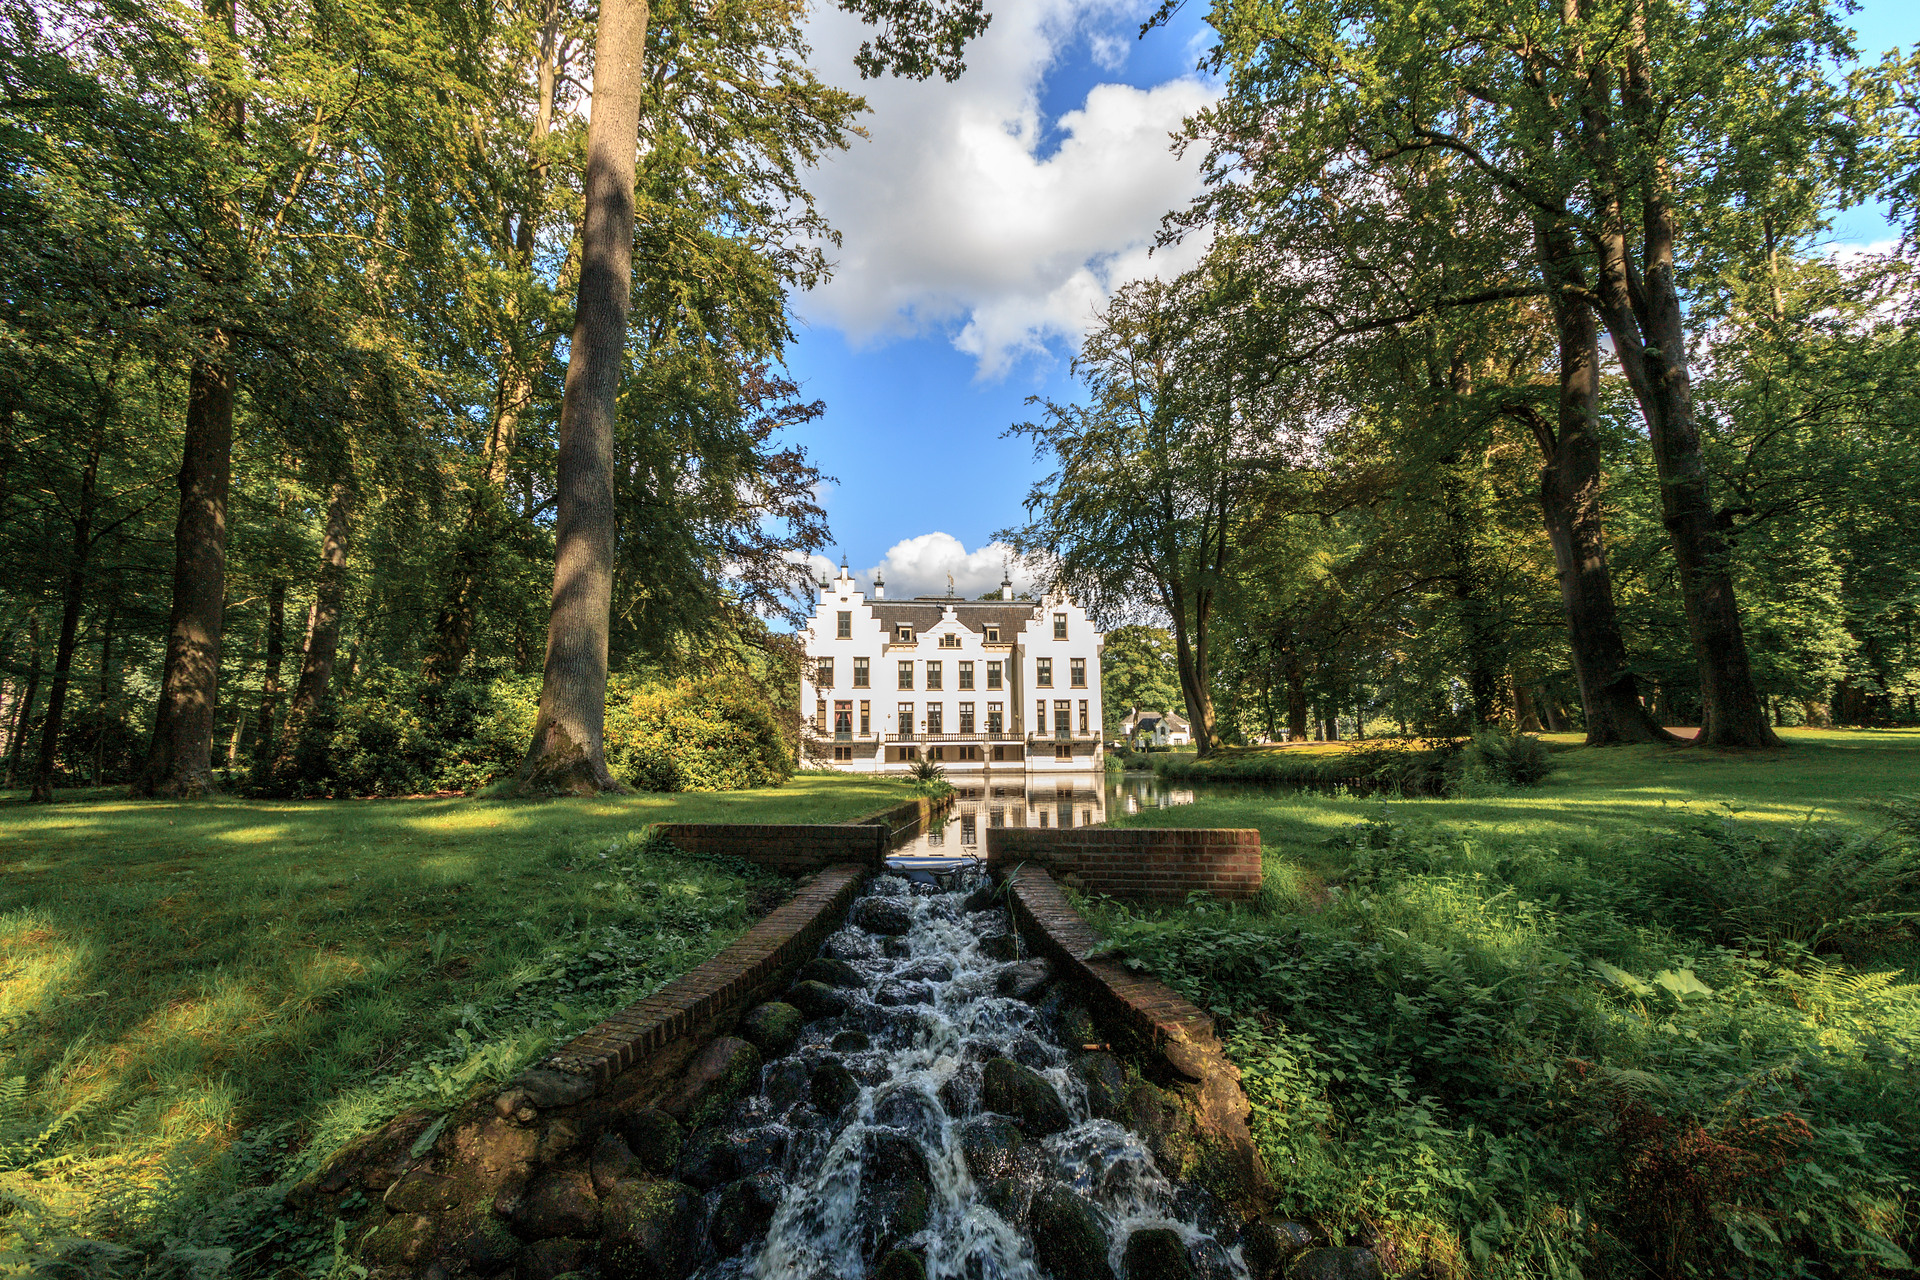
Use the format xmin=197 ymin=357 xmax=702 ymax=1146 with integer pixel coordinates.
xmin=799 ymin=561 xmax=1105 ymax=775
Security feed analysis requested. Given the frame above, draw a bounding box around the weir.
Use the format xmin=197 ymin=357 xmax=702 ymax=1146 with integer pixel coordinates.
xmin=692 ymin=867 xmax=1248 ymax=1280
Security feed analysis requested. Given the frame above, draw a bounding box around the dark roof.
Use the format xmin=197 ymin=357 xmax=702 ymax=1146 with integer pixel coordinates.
xmin=869 ymin=601 xmax=1039 ymax=636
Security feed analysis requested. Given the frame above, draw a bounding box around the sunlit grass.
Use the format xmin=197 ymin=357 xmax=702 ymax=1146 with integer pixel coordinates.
xmin=0 ymin=775 xmax=915 ymax=1250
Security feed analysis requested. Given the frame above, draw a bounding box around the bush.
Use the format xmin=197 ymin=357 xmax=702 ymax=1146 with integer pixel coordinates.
xmin=605 ymin=674 xmax=793 ymax=792
xmin=256 ymin=668 xmax=792 ymax=796
xmin=1154 ymin=740 xmax=1459 ymax=795
xmin=1459 ymin=730 xmax=1557 ymax=788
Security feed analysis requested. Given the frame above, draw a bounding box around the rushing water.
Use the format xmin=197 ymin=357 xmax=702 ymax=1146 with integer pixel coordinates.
xmin=689 ymin=869 xmax=1247 ymax=1280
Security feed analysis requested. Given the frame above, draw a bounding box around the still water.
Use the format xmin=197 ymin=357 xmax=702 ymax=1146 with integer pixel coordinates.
xmin=886 ymin=772 xmax=1200 ymax=872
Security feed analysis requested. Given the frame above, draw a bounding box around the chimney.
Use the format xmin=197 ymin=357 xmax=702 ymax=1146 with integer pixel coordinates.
xmin=872 ymin=571 xmax=885 ymax=600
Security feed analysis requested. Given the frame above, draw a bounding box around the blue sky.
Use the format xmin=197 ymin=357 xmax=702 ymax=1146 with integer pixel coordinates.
xmin=782 ymin=0 xmax=1919 ymax=603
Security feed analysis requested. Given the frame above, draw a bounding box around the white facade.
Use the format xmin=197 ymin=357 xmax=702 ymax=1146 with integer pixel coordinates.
xmin=799 ymin=563 xmax=1104 ymax=775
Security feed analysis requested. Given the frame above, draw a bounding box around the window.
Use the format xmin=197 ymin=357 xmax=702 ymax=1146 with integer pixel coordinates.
xmin=1070 ymin=658 xmax=1086 ymax=687
xmin=959 ymin=702 xmax=975 ymax=733
xmin=1079 ymin=700 xmax=1089 ymax=733
xmin=834 ymin=701 xmax=852 ymax=737
xmin=833 ymin=745 xmax=853 ymax=761
xmin=1055 ymin=700 xmax=1071 ymax=737
xmin=930 ymin=746 xmax=944 ymax=762
xmin=897 ymin=702 xmax=914 ymax=735
xmin=836 ymin=610 xmax=852 ymax=639
xmin=1056 ymin=744 xmax=1074 ymax=762
xmin=985 ymin=626 xmax=1000 ymax=643
xmin=815 ymin=698 xmax=826 ymax=728
xmin=853 ymin=657 xmax=870 ymax=687
xmin=815 ymin=657 xmax=833 ymax=688
xmin=1035 ymin=700 xmax=1047 ymax=732
xmin=939 ymin=633 xmax=961 ymax=648
xmin=860 ymin=700 xmax=871 ymax=735
xmin=986 ymin=661 xmax=1003 ymax=690
xmin=1054 ymin=613 xmax=1068 ymax=639
xmin=1036 ymin=657 xmax=1053 ymax=687
xmin=895 ymin=625 xmax=914 ymax=642
xmin=927 ymin=703 xmax=944 ymax=734
xmin=926 ymin=661 xmax=943 ymax=690
xmin=898 ymin=660 xmax=914 ymax=689
xmin=958 ymin=661 xmax=974 ymax=689
xmin=987 ymin=702 xmax=1003 ymax=734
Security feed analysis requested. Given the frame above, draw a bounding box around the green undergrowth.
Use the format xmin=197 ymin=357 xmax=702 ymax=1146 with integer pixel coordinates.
xmin=0 ymin=777 xmax=915 ymax=1273
xmin=1079 ymin=787 xmax=1920 ymax=1277
xmin=1153 ymin=730 xmax=1555 ymax=796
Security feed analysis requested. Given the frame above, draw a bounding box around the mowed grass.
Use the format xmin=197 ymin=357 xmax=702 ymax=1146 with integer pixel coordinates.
xmin=1122 ymin=727 xmax=1920 ymax=883
xmin=0 ymin=776 xmax=914 ymax=1246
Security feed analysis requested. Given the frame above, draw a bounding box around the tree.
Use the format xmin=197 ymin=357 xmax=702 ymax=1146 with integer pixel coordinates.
xmin=515 ymin=0 xmax=992 ymax=791
xmin=1101 ymin=626 xmax=1183 ymax=735
xmin=1183 ymin=0 xmax=1865 ymax=747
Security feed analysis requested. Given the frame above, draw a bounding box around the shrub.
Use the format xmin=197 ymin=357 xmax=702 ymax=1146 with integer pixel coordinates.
xmin=1459 ymin=730 xmax=1556 ymax=788
xmin=604 ymin=673 xmax=793 ymax=792
xmin=255 ymin=668 xmax=792 ymax=796
xmin=1154 ymin=740 xmax=1459 ymax=795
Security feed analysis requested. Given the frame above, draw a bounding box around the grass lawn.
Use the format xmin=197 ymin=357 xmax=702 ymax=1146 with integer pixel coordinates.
xmin=1085 ymin=729 xmax=1920 ymax=1276
xmin=0 ymin=775 xmax=914 ymax=1257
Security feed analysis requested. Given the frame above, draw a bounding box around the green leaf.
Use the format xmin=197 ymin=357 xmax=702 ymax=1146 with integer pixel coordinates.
xmin=1588 ymin=960 xmax=1654 ymax=997
xmin=1652 ymin=968 xmax=1715 ymax=999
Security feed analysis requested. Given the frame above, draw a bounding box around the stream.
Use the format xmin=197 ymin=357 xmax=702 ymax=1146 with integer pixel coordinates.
xmin=687 ymin=868 xmax=1248 ymax=1280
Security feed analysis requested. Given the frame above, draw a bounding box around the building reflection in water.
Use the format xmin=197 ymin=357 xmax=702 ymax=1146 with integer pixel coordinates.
xmin=888 ymin=772 xmax=1197 ymax=870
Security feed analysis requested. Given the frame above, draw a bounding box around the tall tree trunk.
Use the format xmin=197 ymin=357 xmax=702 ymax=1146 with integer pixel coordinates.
xmin=518 ymin=0 xmax=649 ymax=794
xmin=135 ymin=342 xmax=235 ymax=796
xmin=1525 ymin=217 xmax=1674 ymax=746
xmin=276 ymin=479 xmax=355 ymax=759
xmin=253 ymin=575 xmax=285 ymax=761
xmin=32 ymin=410 xmax=106 ymax=802
xmin=1164 ymin=579 xmax=1220 ymax=758
xmin=6 ymin=613 xmax=42 ymax=789
xmin=1578 ymin=15 xmax=1778 ymax=749
xmin=1284 ymin=644 xmax=1308 ymax=741
xmin=93 ymin=604 xmax=115 ymax=785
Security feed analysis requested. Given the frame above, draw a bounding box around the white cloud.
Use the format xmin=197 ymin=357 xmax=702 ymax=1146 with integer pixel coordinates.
xmin=807 ymin=533 xmax=1038 ymax=600
xmin=799 ymin=0 xmax=1220 ymax=377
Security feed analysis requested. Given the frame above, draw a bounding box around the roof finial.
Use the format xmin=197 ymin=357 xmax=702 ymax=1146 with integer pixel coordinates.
xmin=1001 ymin=557 xmax=1012 ymax=591
xmin=946 ymin=572 xmax=955 ymax=598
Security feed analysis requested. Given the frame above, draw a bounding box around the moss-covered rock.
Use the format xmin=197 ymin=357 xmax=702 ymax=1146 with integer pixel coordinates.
xmin=800 ymin=957 xmax=865 ymax=989
xmin=811 ymin=1059 xmax=860 ymax=1115
xmin=957 ymin=1115 xmax=1024 ymax=1181
xmin=708 ymin=1174 xmax=782 ymax=1257
xmin=859 ymin=1130 xmax=932 ymax=1259
xmin=739 ymin=1002 xmax=804 ymax=1056
xmin=623 ymin=1108 xmax=683 ymax=1176
xmin=1071 ymin=1052 xmax=1129 ymax=1123
xmin=514 ymin=1169 xmax=599 ymax=1240
xmin=1032 ymin=1186 xmax=1115 ymax=1280
xmin=663 ymin=1036 xmax=761 ymax=1129
xmin=787 ymin=979 xmax=849 ymax=1019
xmin=982 ymin=1058 xmax=1070 ymax=1136
xmin=358 ymin=1212 xmax=438 ymax=1267
xmin=1122 ymin=1228 xmax=1195 ymax=1280
xmin=1125 ymin=1081 xmax=1194 ymax=1175
xmin=598 ymin=1178 xmax=698 ymax=1280
xmin=871 ymin=1248 xmax=928 ymax=1280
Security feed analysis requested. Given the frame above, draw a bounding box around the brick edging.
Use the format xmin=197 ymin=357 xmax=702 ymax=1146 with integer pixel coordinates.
xmin=985 ymin=826 xmax=1262 ymax=901
xmin=543 ymin=863 xmax=868 ymax=1087
xmin=999 ymin=863 xmax=1273 ymax=1208
xmin=1000 ymin=864 xmax=1216 ymax=1048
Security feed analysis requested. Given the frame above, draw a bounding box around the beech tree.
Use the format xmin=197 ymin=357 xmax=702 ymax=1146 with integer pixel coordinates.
xmin=1180 ymin=0 xmax=1866 ymax=747
xmin=515 ymin=0 xmax=992 ymax=792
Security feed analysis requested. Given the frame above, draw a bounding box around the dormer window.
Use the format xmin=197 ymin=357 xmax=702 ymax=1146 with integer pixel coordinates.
xmin=985 ymin=626 xmax=1000 ymax=643
xmin=896 ymin=625 xmax=914 ymax=642
xmin=939 ymin=634 xmax=961 ymax=648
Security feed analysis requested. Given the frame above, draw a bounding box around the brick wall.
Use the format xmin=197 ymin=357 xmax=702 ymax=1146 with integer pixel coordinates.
xmin=545 ymin=863 xmax=868 ymax=1087
xmin=985 ymin=826 xmax=1261 ymax=901
xmin=655 ymin=822 xmax=889 ymax=873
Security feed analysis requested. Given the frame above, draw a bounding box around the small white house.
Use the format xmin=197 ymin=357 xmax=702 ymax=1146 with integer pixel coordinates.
xmin=1119 ymin=707 xmax=1191 ymax=747
xmin=799 ymin=561 xmax=1105 ymax=775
